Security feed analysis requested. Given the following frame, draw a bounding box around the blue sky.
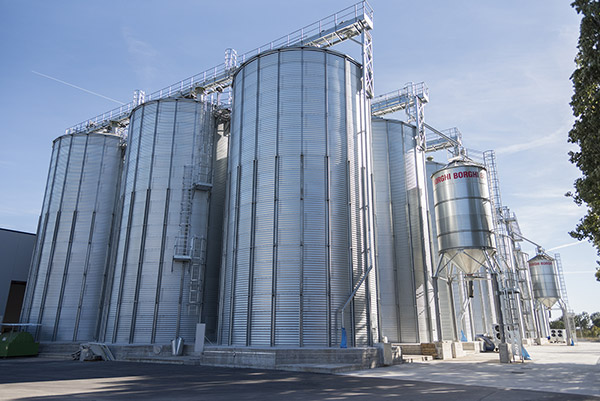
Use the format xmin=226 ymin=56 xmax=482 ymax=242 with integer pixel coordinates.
xmin=0 ymin=0 xmax=597 ymax=315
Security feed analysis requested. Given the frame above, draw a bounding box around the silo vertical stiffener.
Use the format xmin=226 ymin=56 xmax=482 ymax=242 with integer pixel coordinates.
xmin=22 ymin=132 xmax=123 ymax=342
xmin=218 ymin=47 xmax=377 ymax=348
xmin=372 ymin=118 xmax=436 ymax=343
xmin=100 ymin=98 xmax=223 ymax=344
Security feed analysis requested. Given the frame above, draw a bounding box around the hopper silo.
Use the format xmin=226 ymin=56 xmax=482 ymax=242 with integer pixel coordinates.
xmin=431 ymin=159 xmax=495 ymax=274
xmin=372 ymin=118 xmax=436 ymax=343
xmin=528 ymin=252 xmax=560 ymax=309
xmin=100 ymin=98 xmax=222 ymax=345
xmin=218 ymin=47 xmax=377 ymax=348
xmin=426 ymin=159 xmax=459 ymax=341
xmin=22 ymin=132 xmax=123 ymax=342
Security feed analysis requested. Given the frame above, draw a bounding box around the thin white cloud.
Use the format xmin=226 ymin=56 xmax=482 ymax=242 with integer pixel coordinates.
xmin=547 ymin=241 xmax=586 ymax=252
xmin=510 ymin=186 xmax=570 ymax=200
xmin=563 ymin=271 xmax=598 ymax=275
xmin=495 ymin=126 xmax=566 ymax=155
xmin=122 ymin=27 xmax=159 ymax=84
xmin=31 ymin=71 xmax=125 ymax=105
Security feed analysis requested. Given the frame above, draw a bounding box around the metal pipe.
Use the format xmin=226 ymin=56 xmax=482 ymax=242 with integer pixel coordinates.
xmin=490 ymin=272 xmax=506 ymax=343
xmin=340 ymin=262 xmax=374 ymax=334
xmin=432 ymin=256 xmax=445 ymax=341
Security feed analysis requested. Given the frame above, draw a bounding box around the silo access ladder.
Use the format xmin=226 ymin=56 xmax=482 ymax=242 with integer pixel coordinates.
xmin=173 ymin=165 xmax=211 ymax=315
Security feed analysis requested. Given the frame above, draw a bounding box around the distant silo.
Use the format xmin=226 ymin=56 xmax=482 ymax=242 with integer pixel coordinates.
xmin=100 ymin=98 xmax=224 ymax=344
xmin=22 ymin=132 xmax=123 ymax=342
xmin=372 ymin=118 xmax=436 ymax=343
xmin=516 ymin=250 xmax=537 ymax=339
xmin=528 ymin=253 xmax=560 ymax=309
xmin=218 ymin=47 xmax=378 ymax=347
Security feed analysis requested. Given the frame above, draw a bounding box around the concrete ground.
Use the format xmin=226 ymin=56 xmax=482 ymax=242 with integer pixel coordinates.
xmin=0 ymin=342 xmax=598 ymax=400
xmin=345 ymin=341 xmax=600 ymax=398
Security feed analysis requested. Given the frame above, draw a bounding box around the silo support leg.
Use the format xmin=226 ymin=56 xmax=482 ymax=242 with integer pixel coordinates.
xmin=432 ymin=276 xmax=443 ymax=342
xmin=558 ymin=300 xmax=573 ymax=346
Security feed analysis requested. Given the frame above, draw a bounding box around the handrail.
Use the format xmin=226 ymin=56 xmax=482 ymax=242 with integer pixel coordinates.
xmin=66 ymin=1 xmax=373 ymax=135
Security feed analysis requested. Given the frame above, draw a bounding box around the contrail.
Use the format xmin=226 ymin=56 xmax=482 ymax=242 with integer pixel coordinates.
xmin=546 ymin=241 xmax=585 ymax=252
xmin=32 ymin=70 xmax=125 ymax=105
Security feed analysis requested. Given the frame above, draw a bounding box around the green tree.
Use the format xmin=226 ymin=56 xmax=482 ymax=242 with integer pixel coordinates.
xmin=550 ymin=318 xmax=565 ymax=329
xmin=574 ymin=311 xmax=591 ymax=330
xmin=591 ymin=311 xmax=600 ymax=328
xmin=568 ymin=1 xmax=600 ymax=282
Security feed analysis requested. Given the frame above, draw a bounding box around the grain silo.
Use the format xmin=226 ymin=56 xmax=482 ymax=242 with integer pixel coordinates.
xmin=426 ymin=159 xmax=458 ymax=341
xmin=372 ymin=118 xmax=436 ymax=343
xmin=100 ymin=98 xmax=225 ymax=345
xmin=218 ymin=47 xmax=378 ymax=348
xmin=429 ymin=158 xmax=500 ymax=341
xmin=22 ymin=132 xmax=123 ymax=342
xmin=528 ymin=252 xmax=560 ymax=309
xmin=431 ymin=159 xmax=495 ymax=275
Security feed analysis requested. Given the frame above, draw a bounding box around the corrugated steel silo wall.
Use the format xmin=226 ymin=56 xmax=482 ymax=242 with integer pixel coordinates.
xmin=203 ymin=121 xmax=229 ymax=341
xmin=219 ymin=47 xmax=377 ymax=347
xmin=467 ymin=270 xmax=498 ymax=336
xmin=535 ymin=306 xmax=550 ymax=338
xmin=425 ymin=160 xmax=456 ymax=341
xmin=456 ymin=272 xmax=476 ymax=340
xmin=22 ymin=133 xmax=122 ymax=341
xmin=372 ymin=119 xmax=435 ymax=343
xmin=516 ymin=251 xmax=536 ymax=338
xmin=101 ymin=99 xmax=217 ymax=344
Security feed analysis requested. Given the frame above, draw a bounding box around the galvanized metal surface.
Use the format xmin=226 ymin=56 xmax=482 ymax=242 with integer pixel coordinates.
xmin=431 ymin=161 xmax=495 ymax=274
xmin=372 ymin=119 xmax=435 ymax=343
xmin=528 ymin=254 xmax=560 ymax=309
xmin=219 ymin=47 xmax=376 ymax=347
xmin=426 ymin=160 xmax=457 ymax=341
xmin=101 ymin=99 xmax=217 ymax=344
xmin=23 ymin=133 xmax=122 ymax=342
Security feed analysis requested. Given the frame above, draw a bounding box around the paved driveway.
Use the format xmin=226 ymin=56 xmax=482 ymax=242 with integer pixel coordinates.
xmin=1 ymin=357 xmax=596 ymax=400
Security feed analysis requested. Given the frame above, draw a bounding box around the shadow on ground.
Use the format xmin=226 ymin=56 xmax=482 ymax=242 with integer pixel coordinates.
xmin=1 ymin=358 xmax=596 ymax=400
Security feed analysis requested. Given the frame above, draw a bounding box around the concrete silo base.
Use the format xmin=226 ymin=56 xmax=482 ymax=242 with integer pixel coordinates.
xmin=36 ymin=342 xmax=400 ymax=373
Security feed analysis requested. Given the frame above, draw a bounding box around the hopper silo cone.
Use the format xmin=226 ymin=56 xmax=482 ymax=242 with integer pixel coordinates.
xmin=528 ymin=252 xmax=560 ymax=309
xmin=431 ymin=158 xmax=496 ymax=275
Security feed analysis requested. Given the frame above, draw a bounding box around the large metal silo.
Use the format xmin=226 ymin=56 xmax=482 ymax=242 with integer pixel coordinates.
xmin=528 ymin=253 xmax=560 ymax=309
xmin=22 ymin=132 xmax=123 ymax=342
xmin=431 ymin=160 xmax=495 ymax=274
xmin=219 ymin=47 xmax=377 ymax=348
xmin=100 ymin=98 xmax=223 ymax=345
xmin=372 ymin=118 xmax=436 ymax=343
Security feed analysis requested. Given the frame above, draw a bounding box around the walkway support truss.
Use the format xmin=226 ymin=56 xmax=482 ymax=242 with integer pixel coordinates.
xmin=66 ymin=2 xmax=374 ymax=135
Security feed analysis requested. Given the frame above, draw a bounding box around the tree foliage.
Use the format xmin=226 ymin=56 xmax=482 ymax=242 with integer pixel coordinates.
xmin=568 ymin=0 xmax=600 ymax=282
xmin=591 ymin=311 xmax=600 ymax=327
xmin=554 ymin=311 xmax=600 ymax=338
xmin=573 ymin=311 xmax=600 ymax=338
xmin=574 ymin=311 xmax=591 ymax=329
